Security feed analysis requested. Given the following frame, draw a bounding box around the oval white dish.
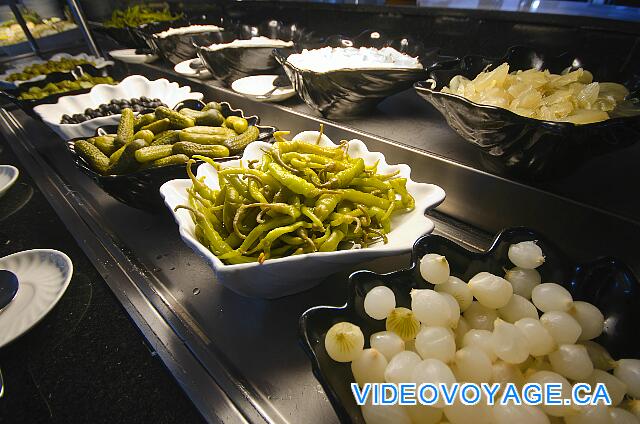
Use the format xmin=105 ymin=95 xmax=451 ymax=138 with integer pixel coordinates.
xmin=109 ymin=49 xmax=158 ymax=64
xmin=231 ymin=75 xmax=296 ymax=103
xmin=0 ymin=52 xmax=114 ymax=88
xmin=160 ymin=130 xmax=446 ymax=299
xmin=174 ymin=58 xmax=212 ymax=79
xmin=33 ymin=75 xmax=204 ymax=140
xmin=0 ymin=165 xmax=19 ymax=198
xmin=0 ymin=249 xmax=73 ymax=348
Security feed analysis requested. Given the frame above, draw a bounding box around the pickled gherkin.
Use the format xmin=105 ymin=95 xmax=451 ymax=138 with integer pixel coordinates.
xmin=155 ymin=106 xmax=195 ymax=129
xmin=115 ymin=108 xmax=135 ymax=146
xmin=75 ymin=140 xmax=110 ymax=174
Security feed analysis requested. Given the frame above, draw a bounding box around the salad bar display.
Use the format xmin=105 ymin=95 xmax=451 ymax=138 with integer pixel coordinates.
xmin=0 ymin=1 xmax=639 ymax=424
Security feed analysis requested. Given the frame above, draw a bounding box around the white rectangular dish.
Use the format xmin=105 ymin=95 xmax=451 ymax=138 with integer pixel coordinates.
xmin=33 ymin=75 xmax=204 ymax=140
xmin=160 ymin=130 xmax=446 ymax=299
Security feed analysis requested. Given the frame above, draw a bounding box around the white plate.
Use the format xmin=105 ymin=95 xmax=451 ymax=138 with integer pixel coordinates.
xmin=174 ymin=58 xmax=212 ymax=79
xmin=231 ymin=75 xmax=296 ymax=103
xmin=33 ymin=75 xmax=204 ymax=140
xmin=109 ymin=49 xmax=158 ymax=64
xmin=0 ymin=249 xmax=73 ymax=348
xmin=0 ymin=165 xmax=19 ymax=198
xmin=160 ymin=130 xmax=446 ymax=299
xmin=0 ymin=52 xmax=114 ymax=88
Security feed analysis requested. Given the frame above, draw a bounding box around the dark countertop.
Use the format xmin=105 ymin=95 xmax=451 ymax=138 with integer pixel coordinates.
xmin=0 ymin=135 xmax=205 ymax=423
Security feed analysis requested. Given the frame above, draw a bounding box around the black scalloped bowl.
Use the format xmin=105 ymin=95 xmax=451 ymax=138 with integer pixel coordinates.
xmin=144 ymin=16 xmax=227 ymax=65
xmin=66 ymin=100 xmax=276 ymax=211
xmin=299 ymin=227 xmax=640 ymax=423
xmin=414 ymin=46 xmax=640 ymax=180
xmin=195 ymin=20 xmax=306 ymax=86
xmin=274 ymin=30 xmax=434 ymax=119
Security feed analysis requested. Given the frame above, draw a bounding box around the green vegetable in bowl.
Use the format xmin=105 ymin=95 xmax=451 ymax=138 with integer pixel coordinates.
xmin=175 ymin=127 xmax=416 ymax=264
xmin=7 ymin=57 xmax=94 ymax=82
xmin=103 ymin=4 xmax=182 ymax=28
xmin=17 ymin=75 xmax=116 ymax=100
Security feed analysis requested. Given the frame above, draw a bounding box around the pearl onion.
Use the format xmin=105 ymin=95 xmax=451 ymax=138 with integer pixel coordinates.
xmin=439 ymin=292 xmax=461 ymax=328
xmin=384 ymin=350 xmax=421 ymax=384
xmin=361 ymin=403 xmax=412 ymax=424
xmin=548 ymin=344 xmax=594 ymax=380
xmin=491 ymin=318 xmax=530 ymax=364
xmin=464 ymin=301 xmax=498 ymax=331
xmin=531 ymin=283 xmax=574 ymax=312
xmin=525 ymin=371 xmax=573 ymax=417
xmin=468 ymin=272 xmax=513 ymax=309
xmin=364 ymin=286 xmax=396 ymax=320
xmin=609 ymin=407 xmax=640 ymax=424
xmin=564 ymin=405 xmax=613 ymax=424
xmin=370 ymin=331 xmax=405 ymax=361
xmin=492 ymin=361 xmax=525 ymax=391
xmin=435 ymin=276 xmax=473 ymax=312
xmin=405 ymin=404 xmax=443 ymax=424
xmin=463 ymin=329 xmax=497 ymax=362
xmin=508 ymin=241 xmax=545 ymax=269
xmin=570 ymin=301 xmax=605 ymax=341
xmin=420 ymin=253 xmax=450 ymax=285
xmin=453 ymin=345 xmax=492 ymax=383
xmin=498 ymin=294 xmax=538 ymax=323
xmin=585 ymin=369 xmax=627 ymax=407
xmin=415 ymin=326 xmax=456 ymax=363
xmin=352 ymin=348 xmax=388 ymax=386
xmin=614 ymin=359 xmax=640 ymax=399
xmin=411 ymin=289 xmax=451 ymax=328
xmin=454 ymin=316 xmax=471 ymax=347
xmin=325 ymin=322 xmax=364 ymax=362
xmin=579 ymin=341 xmax=616 ymax=371
xmin=540 ymin=311 xmax=582 ymax=345
xmin=411 ymin=359 xmax=456 ymax=408
xmin=515 ymin=317 xmax=556 ymax=357
xmin=491 ymin=403 xmax=551 ymax=424
xmin=505 ymin=267 xmax=541 ymax=299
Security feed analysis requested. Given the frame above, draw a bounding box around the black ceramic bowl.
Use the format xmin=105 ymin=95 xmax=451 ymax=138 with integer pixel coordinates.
xmin=414 ymin=46 xmax=640 ymax=180
xmin=274 ymin=30 xmax=436 ymax=119
xmin=142 ymin=16 xmax=227 ymax=65
xmin=94 ymin=24 xmax=151 ymax=49
xmin=195 ymin=20 xmax=307 ymax=86
xmin=300 ymin=227 xmax=640 ymax=423
xmin=66 ymin=100 xmax=276 ymax=211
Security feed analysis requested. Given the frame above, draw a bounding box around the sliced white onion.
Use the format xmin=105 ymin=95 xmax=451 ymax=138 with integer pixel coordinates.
xmin=453 ymin=345 xmax=492 ymax=383
xmin=420 ymin=253 xmax=450 ymax=285
xmin=370 ymin=331 xmax=405 ymax=361
xmin=352 ymin=348 xmax=388 ymax=386
xmin=515 ymin=317 xmax=556 ymax=357
xmin=498 ymin=294 xmax=539 ymax=323
xmin=385 ymin=350 xmax=422 ymax=384
xmin=491 ymin=318 xmax=530 ymax=364
xmin=614 ymin=359 xmax=640 ymax=399
xmin=415 ymin=326 xmax=456 ymax=363
xmin=325 ymin=321 xmax=365 ymax=362
xmin=505 ymin=267 xmax=541 ymax=299
xmin=435 ymin=276 xmax=473 ymax=312
xmin=540 ymin=311 xmax=582 ymax=345
xmin=531 ymin=283 xmax=574 ymax=312
xmin=411 ymin=289 xmax=452 ymax=328
xmin=364 ymin=286 xmax=396 ymax=320
xmin=463 ymin=301 xmax=498 ymax=331
xmin=570 ymin=301 xmax=605 ymax=341
xmin=548 ymin=344 xmax=594 ymax=380
xmin=468 ymin=272 xmax=513 ymax=309
xmin=508 ymin=241 xmax=545 ymax=269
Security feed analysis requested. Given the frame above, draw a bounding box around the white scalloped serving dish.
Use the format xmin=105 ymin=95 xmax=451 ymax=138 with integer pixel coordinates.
xmin=33 ymin=75 xmax=204 ymax=140
xmin=0 ymin=53 xmax=114 ymax=88
xmin=160 ymin=130 xmax=446 ymax=299
xmin=0 ymin=249 xmax=73 ymax=348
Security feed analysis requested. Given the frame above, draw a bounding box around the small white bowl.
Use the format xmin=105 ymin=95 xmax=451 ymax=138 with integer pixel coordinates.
xmin=109 ymin=49 xmax=158 ymax=64
xmin=0 ymin=249 xmax=73 ymax=348
xmin=174 ymin=58 xmax=212 ymax=79
xmin=0 ymin=52 xmax=114 ymax=88
xmin=33 ymin=75 xmax=204 ymax=140
xmin=0 ymin=165 xmax=19 ymax=198
xmin=160 ymin=131 xmax=446 ymax=298
xmin=231 ymin=75 xmax=296 ymax=102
